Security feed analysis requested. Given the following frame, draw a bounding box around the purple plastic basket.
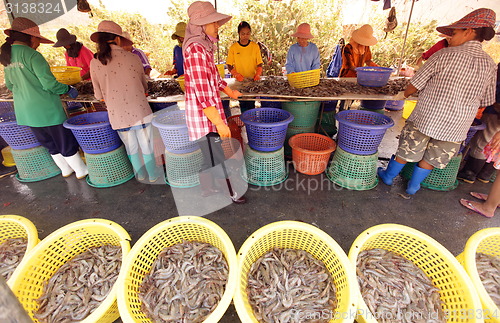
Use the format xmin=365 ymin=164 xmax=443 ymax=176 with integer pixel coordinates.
xmin=336 ymin=110 xmax=394 ymax=155
xmin=63 ymin=111 xmax=122 ymax=154
xmin=384 ymin=100 xmax=405 ymax=111
xmin=360 ymin=100 xmax=387 ymax=110
xmin=240 ymin=108 xmax=294 ymax=152
xmin=152 ymin=110 xmax=199 ymax=154
xmin=0 ymin=112 xmax=41 ymax=149
xmin=459 ymin=119 xmax=487 ymax=153
xmin=355 ymin=67 xmax=393 ymax=87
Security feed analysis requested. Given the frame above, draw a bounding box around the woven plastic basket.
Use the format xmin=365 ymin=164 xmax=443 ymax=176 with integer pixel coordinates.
xmin=326 ymin=147 xmax=378 ymax=190
xmin=400 ymin=154 xmax=462 ymax=191
xmin=457 ymin=228 xmax=500 ymax=323
xmin=0 ymin=101 xmax=14 ymax=114
xmin=285 ymin=125 xmax=316 ymax=156
xmin=460 ymin=119 xmax=487 ymax=153
xmin=384 ymin=100 xmax=405 ymax=111
xmin=336 ymin=110 xmax=394 ymax=155
xmin=85 ymin=145 xmax=135 ymax=188
xmin=355 ymin=67 xmax=393 ymax=87
xmin=63 ymin=111 xmax=122 ymax=154
xmin=7 ymin=219 xmax=131 ymax=323
xmin=360 ymin=100 xmax=387 ymax=110
xmin=289 ymin=133 xmax=336 ymax=175
xmin=176 ymin=75 xmax=185 ymax=92
xmin=149 ymin=101 xmax=178 ymax=113
xmin=50 ymin=66 xmax=82 ymax=85
xmin=152 ymin=109 xmax=199 ymax=154
xmin=0 ymin=112 xmax=41 ymax=150
xmin=164 ymin=148 xmax=203 ymax=188
xmin=319 ymin=110 xmax=338 ymax=136
xmin=244 ymin=145 xmax=287 ymax=186
xmin=11 ymin=145 xmax=61 ymax=182
xmin=287 ymin=69 xmax=321 ymax=88
xmin=116 ymin=216 xmax=237 ymax=323
xmin=1 ymin=145 xmax=15 ymax=167
xmin=282 ymin=101 xmax=322 ymax=128
xmin=259 ymin=97 xmax=282 ymax=109
xmin=349 ymin=223 xmax=482 ymax=323
xmin=234 ymin=220 xmax=358 ymax=323
xmin=323 ymin=100 xmax=338 ymax=112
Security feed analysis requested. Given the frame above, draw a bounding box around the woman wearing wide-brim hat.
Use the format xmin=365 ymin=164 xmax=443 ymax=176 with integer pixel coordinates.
xmin=90 ymin=20 xmax=159 ymax=183
xmin=165 ymin=22 xmax=186 ymax=77
xmin=339 ymin=24 xmax=378 ymax=78
xmin=53 ymin=28 xmax=94 ymax=80
xmin=183 ymin=1 xmax=247 ymax=204
xmin=285 ymin=23 xmax=321 ymax=74
xmin=0 ymin=17 xmax=88 ymax=179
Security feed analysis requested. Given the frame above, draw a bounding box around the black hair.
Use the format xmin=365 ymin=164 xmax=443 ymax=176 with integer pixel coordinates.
xmin=0 ymin=30 xmax=32 ymax=66
xmin=238 ymin=21 xmax=251 ymax=33
xmin=473 ymin=27 xmax=495 ymax=42
xmin=67 ymin=41 xmax=83 ymax=58
xmin=95 ymin=32 xmax=117 ymax=65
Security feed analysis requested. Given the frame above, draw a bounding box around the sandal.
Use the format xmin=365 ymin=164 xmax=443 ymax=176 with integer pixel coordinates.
xmin=470 ymin=192 xmax=500 ymax=208
xmin=460 ymin=199 xmax=495 ymax=218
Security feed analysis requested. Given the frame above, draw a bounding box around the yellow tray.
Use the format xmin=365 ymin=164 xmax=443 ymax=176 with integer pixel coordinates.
xmin=287 ymin=68 xmax=321 ymax=88
xmin=50 ymin=66 xmax=82 ymax=85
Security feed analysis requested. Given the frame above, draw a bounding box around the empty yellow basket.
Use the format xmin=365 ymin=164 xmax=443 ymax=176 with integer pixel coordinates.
xmin=50 ymin=66 xmax=82 ymax=85
xmin=287 ymin=68 xmax=321 ymax=88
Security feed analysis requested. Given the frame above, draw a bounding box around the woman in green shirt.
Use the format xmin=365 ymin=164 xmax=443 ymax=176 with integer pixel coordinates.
xmin=0 ymin=17 xmax=88 ymax=179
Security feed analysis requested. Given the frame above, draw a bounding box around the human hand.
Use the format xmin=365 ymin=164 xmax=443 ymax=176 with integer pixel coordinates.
xmin=253 ymin=66 xmax=263 ymax=81
xmin=67 ymin=86 xmax=79 ymax=99
xmin=216 ymin=123 xmax=231 ymax=138
xmin=393 ymin=92 xmax=407 ymax=101
xmin=222 ymin=87 xmax=242 ymax=100
xmin=164 ymin=68 xmax=177 ymax=76
xmin=234 ymin=73 xmax=244 ymax=82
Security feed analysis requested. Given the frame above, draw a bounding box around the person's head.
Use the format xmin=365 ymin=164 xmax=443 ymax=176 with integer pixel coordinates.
xmin=291 ymin=23 xmax=313 ymax=47
xmin=237 ymin=21 xmax=251 ymax=45
xmin=90 ymin=20 xmax=132 ymax=65
xmin=120 ymin=31 xmax=134 ymax=52
xmin=436 ymin=8 xmax=496 ymax=46
xmin=350 ymin=24 xmax=378 ymax=47
xmin=172 ymin=22 xmax=186 ymax=45
xmin=53 ymin=28 xmax=77 ymax=48
xmin=187 ymin=1 xmax=231 ymax=40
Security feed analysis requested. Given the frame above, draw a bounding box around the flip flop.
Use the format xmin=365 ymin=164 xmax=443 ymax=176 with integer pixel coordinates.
xmin=460 ymin=199 xmax=495 ymax=218
xmin=470 ymin=192 xmax=500 ymax=208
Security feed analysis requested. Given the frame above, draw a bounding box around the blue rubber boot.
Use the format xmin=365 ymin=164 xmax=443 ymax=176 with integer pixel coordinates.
xmin=142 ymin=153 xmax=159 ymax=182
xmin=406 ymin=165 xmax=432 ymax=195
xmin=128 ymin=154 xmax=146 ymax=181
xmin=377 ymin=155 xmax=405 ymax=186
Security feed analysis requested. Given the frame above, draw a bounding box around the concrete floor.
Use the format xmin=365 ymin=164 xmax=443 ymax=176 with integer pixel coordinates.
xmin=1 ymin=108 xmax=499 ymax=322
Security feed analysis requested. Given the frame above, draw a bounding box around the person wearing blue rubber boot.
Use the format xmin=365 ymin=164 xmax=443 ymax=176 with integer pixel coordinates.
xmin=378 ymin=8 xmax=498 ymax=195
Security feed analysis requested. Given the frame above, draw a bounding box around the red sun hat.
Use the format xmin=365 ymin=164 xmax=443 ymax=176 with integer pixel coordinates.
xmin=436 ymin=8 xmax=496 ymax=36
xmin=291 ymin=23 xmax=314 ymax=39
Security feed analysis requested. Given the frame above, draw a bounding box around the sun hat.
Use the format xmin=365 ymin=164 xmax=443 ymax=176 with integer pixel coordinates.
xmin=90 ymin=20 xmax=133 ymax=46
xmin=436 ymin=8 xmax=496 ymax=36
xmin=291 ymin=23 xmax=314 ymax=39
xmin=351 ymin=24 xmax=378 ymax=46
xmin=171 ymin=22 xmax=187 ymax=39
xmin=53 ymin=28 xmax=77 ymax=47
xmin=187 ymin=1 xmax=231 ymax=27
xmin=121 ymin=31 xmax=134 ymax=45
xmin=4 ymin=17 xmax=53 ymax=44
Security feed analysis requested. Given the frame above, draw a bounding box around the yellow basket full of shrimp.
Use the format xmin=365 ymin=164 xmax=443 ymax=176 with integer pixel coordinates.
xmin=0 ymin=215 xmax=39 ymax=283
xmin=116 ymin=216 xmax=238 ymax=323
xmin=7 ymin=218 xmax=131 ymax=323
xmin=349 ymin=223 xmax=483 ymax=323
xmin=457 ymin=228 xmax=500 ymax=323
xmin=234 ymin=220 xmax=358 ymax=323
xmin=287 ymin=68 xmax=321 ymax=88
xmin=50 ymin=66 xmax=82 ymax=85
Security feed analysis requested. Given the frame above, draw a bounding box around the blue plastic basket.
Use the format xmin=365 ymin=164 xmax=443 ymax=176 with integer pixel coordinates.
xmin=459 ymin=119 xmax=487 ymax=153
xmin=0 ymin=112 xmax=41 ymax=150
xmin=63 ymin=111 xmax=122 ymax=154
xmin=360 ymin=100 xmax=387 ymax=109
xmin=0 ymin=101 xmax=14 ymax=115
xmin=149 ymin=102 xmax=178 ymax=113
xmin=259 ymin=97 xmax=282 ymax=109
xmin=152 ymin=110 xmax=199 ymax=154
xmin=323 ymin=100 xmax=338 ymax=112
xmin=240 ymin=108 xmax=294 ymax=152
xmin=355 ymin=67 xmax=393 ymax=87
xmin=336 ymin=110 xmax=394 ymax=155
xmin=384 ymin=100 xmax=405 ymax=111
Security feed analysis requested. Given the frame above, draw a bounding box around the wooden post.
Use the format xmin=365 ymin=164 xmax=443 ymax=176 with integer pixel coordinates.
xmin=0 ymin=276 xmax=32 ymax=323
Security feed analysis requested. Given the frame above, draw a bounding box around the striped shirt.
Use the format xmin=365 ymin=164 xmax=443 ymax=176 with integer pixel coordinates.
xmin=409 ymin=41 xmax=497 ymax=142
xmin=184 ymin=42 xmax=227 ymax=141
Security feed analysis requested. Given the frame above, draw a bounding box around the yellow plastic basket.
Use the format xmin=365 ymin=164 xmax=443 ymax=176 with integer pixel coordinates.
xmin=1 ymin=146 xmax=15 ymax=167
xmin=177 ymin=75 xmax=185 ymax=92
xmin=217 ymin=63 xmax=225 ymax=78
xmin=116 ymin=216 xmax=238 ymax=323
xmin=234 ymin=220 xmax=358 ymax=323
xmin=457 ymin=228 xmax=500 ymax=323
xmin=50 ymin=66 xmax=82 ymax=85
xmin=287 ymin=68 xmax=321 ymax=88
xmin=0 ymin=215 xmax=39 ymax=282
xmin=348 ymin=224 xmax=483 ymax=323
xmin=7 ymin=219 xmax=131 ymax=323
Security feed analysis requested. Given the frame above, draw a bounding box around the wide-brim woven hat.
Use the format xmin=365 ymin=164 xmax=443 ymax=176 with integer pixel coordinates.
xmin=436 ymin=8 xmax=496 ymax=36
xmin=121 ymin=31 xmax=134 ymax=45
xmin=351 ymin=24 xmax=378 ymax=46
xmin=90 ymin=20 xmax=133 ymax=46
xmin=291 ymin=23 xmax=314 ymax=39
xmin=53 ymin=28 xmax=77 ymax=47
xmin=188 ymin=1 xmax=231 ymax=27
xmin=172 ymin=22 xmax=187 ymax=39
xmin=4 ymin=17 xmax=53 ymax=44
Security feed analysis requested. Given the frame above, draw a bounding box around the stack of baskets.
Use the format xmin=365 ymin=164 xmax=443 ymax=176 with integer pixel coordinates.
xmin=327 ymin=110 xmax=394 ymax=190
xmin=63 ymin=112 xmax=132 ymax=188
xmin=401 ymin=154 xmax=462 ymax=191
xmin=282 ymin=101 xmax=322 ymax=156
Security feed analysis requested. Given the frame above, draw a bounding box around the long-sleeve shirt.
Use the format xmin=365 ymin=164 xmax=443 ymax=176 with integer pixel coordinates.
xmin=131 ymin=47 xmax=151 ymax=72
xmin=5 ymin=44 xmax=68 ymax=127
xmin=173 ymin=45 xmax=184 ymax=77
xmin=64 ymin=45 xmax=93 ymax=80
xmin=285 ymin=42 xmax=320 ymax=74
xmin=339 ymin=43 xmax=375 ymax=78
xmin=409 ymin=41 xmax=497 ymax=142
xmin=184 ymin=42 xmax=227 ymax=141
xmin=226 ymin=40 xmax=263 ymax=78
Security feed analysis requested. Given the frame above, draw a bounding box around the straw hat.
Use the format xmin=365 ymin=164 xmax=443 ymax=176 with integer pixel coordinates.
xmin=121 ymin=31 xmax=134 ymax=45
xmin=291 ymin=23 xmax=314 ymax=39
xmin=187 ymin=1 xmax=231 ymax=27
xmin=171 ymin=22 xmax=186 ymax=40
xmin=53 ymin=28 xmax=77 ymax=47
xmin=4 ymin=17 xmax=53 ymax=44
xmin=437 ymin=8 xmax=496 ymax=36
xmin=351 ymin=24 xmax=378 ymax=46
xmin=90 ymin=20 xmax=133 ymax=46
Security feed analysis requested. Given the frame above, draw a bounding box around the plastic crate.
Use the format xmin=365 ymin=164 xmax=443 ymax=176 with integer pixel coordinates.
xmin=0 ymin=112 xmax=41 ymax=150
xmin=11 ymin=146 xmax=61 ymax=182
xmin=460 ymin=119 xmax=487 ymax=153
xmin=116 ymin=216 xmax=237 ymax=323
xmin=50 ymin=66 xmax=82 ymax=85
xmin=63 ymin=111 xmax=122 ymax=154
xmin=289 ymin=133 xmax=336 ymax=175
xmin=164 ymin=148 xmax=203 ymax=188
xmin=244 ymin=145 xmax=287 ymax=186
xmin=282 ymin=101 xmax=321 ymax=128
xmin=336 ymin=110 xmax=394 ymax=155
xmin=240 ymin=108 xmax=293 ymax=152
xmin=326 ymin=147 xmax=378 ymax=190
xmin=360 ymin=100 xmax=387 ymax=110
xmin=152 ymin=109 xmax=199 ymax=154
xmin=286 ymin=69 xmax=321 ymax=88
xmin=349 ymin=223 xmax=482 ymax=323
xmin=401 ymin=154 xmax=462 ymax=191
xmin=85 ymin=145 xmax=135 ymax=188
xmin=355 ymin=67 xmax=393 ymax=87
xmin=384 ymin=100 xmax=405 ymax=111
xmin=234 ymin=220 xmax=358 ymax=323
xmin=7 ymin=219 xmax=131 ymax=323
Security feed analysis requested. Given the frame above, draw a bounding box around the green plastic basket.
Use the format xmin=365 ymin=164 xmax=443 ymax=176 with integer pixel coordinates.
xmin=400 ymin=154 xmax=462 ymax=191
xmin=326 ymin=147 xmax=378 ymax=190
xmin=318 ymin=110 xmax=337 ymax=136
xmin=85 ymin=145 xmax=135 ymax=188
xmin=244 ymin=146 xmax=287 ymax=186
xmin=11 ymin=146 xmax=61 ymax=182
xmin=359 ymin=107 xmax=385 ymax=115
xmin=282 ymin=101 xmax=321 ymax=128
xmin=164 ymin=148 xmax=203 ymax=188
